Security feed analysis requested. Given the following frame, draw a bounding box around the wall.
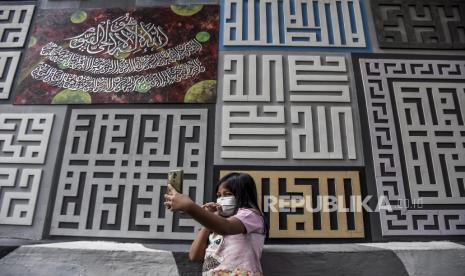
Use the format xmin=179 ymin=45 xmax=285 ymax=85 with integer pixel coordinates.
xmin=0 ymin=0 xmax=464 ymax=243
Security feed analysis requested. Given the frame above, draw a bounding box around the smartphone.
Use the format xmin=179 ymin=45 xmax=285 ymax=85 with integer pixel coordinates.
xmin=168 ymin=169 xmax=183 ymax=193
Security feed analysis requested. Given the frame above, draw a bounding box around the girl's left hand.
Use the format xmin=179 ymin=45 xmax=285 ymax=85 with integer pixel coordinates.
xmin=164 ymin=183 xmax=194 ymax=212
xmin=202 ymin=202 xmax=221 ymax=215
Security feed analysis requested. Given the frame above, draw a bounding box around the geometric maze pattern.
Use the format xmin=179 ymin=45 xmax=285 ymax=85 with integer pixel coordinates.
xmin=0 ymin=5 xmax=34 ymax=99
xmin=0 ymin=168 xmax=41 ymax=225
xmin=222 ymin=0 xmax=368 ymax=49
xmin=0 ymin=52 xmax=20 ymax=99
xmin=394 ymin=82 xmax=465 ymax=205
xmin=0 ymin=114 xmax=54 ymax=164
xmin=355 ymin=54 xmax=465 ymax=235
xmin=220 ymin=170 xmax=364 ymax=238
xmin=0 ymin=5 xmax=34 ymax=48
xmin=371 ymin=0 xmax=465 ymax=49
xmin=50 ymin=109 xmax=208 ymax=239
xmin=0 ymin=113 xmax=54 ymax=226
xmin=0 ymin=5 xmax=34 ymax=100
xmin=215 ymin=53 xmax=361 ymax=166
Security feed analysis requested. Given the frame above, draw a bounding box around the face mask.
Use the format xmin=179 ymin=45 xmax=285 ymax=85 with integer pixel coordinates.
xmin=216 ymin=196 xmax=236 ymax=217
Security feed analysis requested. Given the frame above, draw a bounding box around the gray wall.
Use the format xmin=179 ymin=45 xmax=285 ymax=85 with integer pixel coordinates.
xmin=0 ymin=0 xmax=464 ymax=243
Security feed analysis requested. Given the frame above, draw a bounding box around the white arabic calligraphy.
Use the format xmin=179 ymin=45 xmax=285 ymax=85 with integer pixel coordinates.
xmin=30 ymin=59 xmax=206 ymax=93
xmin=66 ymin=13 xmax=169 ymax=56
xmin=40 ymin=39 xmax=202 ymax=74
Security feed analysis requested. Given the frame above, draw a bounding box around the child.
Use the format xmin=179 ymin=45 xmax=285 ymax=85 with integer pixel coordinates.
xmin=164 ymin=172 xmax=267 ymax=276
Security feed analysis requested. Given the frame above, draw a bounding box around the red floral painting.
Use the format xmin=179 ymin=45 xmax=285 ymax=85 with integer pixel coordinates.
xmin=14 ymin=5 xmax=219 ymax=104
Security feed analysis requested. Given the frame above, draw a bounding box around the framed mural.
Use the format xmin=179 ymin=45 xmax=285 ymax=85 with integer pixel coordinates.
xmin=14 ymin=5 xmax=219 ymax=104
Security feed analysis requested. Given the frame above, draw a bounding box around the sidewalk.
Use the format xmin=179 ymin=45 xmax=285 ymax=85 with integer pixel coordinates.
xmin=0 ymin=240 xmax=464 ymax=276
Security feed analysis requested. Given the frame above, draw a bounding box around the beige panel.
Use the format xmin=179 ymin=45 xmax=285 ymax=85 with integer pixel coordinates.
xmin=220 ymin=170 xmax=364 ymax=238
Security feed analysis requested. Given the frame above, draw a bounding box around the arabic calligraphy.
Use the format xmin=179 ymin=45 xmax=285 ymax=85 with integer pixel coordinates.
xmin=66 ymin=13 xmax=169 ymax=56
xmin=40 ymin=39 xmax=202 ymax=74
xmin=30 ymin=58 xmax=205 ymax=93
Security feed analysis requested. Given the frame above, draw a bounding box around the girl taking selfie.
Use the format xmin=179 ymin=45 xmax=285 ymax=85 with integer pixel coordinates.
xmin=164 ymin=172 xmax=267 ymax=276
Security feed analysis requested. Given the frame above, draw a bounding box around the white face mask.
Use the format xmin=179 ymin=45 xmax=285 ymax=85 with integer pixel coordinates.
xmin=216 ymin=196 xmax=236 ymax=217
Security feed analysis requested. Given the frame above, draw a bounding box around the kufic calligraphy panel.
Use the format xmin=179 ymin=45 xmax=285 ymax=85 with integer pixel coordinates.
xmin=0 ymin=52 xmax=20 ymax=99
xmin=0 ymin=114 xmax=54 ymax=164
xmin=0 ymin=108 xmax=64 ymax=236
xmin=393 ymin=82 xmax=465 ymax=205
xmin=220 ymin=170 xmax=365 ymax=238
xmin=50 ymin=108 xmax=208 ymax=239
xmin=0 ymin=168 xmax=42 ymax=225
xmin=0 ymin=5 xmax=34 ymax=48
xmin=222 ymin=0 xmax=368 ymax=49
xmin=355 ymin=54 xmax=465 ymax=236
xmin=215 ymin=53 xmax=362 ymax=166
xmin=371 ymin=0 xmax=465 ymax=49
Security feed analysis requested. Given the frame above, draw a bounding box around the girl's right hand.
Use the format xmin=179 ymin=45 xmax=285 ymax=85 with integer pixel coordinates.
xmin=201 ymin=202 xmax=220 ymax=213
xmin=164 ymin=184 xmax=194 ymax=212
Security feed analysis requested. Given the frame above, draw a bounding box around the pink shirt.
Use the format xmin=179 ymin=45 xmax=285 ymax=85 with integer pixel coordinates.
xmin=202 ymin=208 xmax=266 ymax=276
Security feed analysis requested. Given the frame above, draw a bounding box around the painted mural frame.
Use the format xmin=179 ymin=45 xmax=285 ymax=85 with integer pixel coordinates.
xmin=14 ymin=5 xmax=219 ymax=104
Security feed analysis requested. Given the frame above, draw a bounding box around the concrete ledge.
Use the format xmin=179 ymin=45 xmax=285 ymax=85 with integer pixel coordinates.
xmin=0 ymin=241 xmax=180 ymax=276
xmin=0 ymin=241 xmax=464 ymax=276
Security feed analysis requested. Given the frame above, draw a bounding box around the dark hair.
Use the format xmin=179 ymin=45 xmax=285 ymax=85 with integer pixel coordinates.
xmin=215 ymin=172 xmax=268 ymax=235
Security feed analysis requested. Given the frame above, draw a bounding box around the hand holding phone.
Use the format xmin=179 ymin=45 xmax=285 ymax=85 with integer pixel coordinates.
xmin=168 ymin=169 xmax=183 ymax=193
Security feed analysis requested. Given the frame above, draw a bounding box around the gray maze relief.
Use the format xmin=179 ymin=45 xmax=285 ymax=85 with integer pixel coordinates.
xmin=371 ymin=0 xmax=465 ymax=49
xmin=50 ymin=108 xmax=208 ymax=240
xmin=222 ymin=0 xmax=367 ymax=49
xmin=214 ymin=53 xmax=363 ymax=166
xmin=0 ymin=5 xmax=34 ymax=48
xmin=0 ymin=106 xmax=66 ymax=240
xmin=0 ymin=114 xmax=52 ymax=164
xmin=0 ymin=52 xmax=20 ymax=100
xmin=0 ymin=5 xmax=34 ymax=99
xmin=0 ymin=113 xmax=53 ymax=225
xmin=355 ymin=54 xmax=465 ymax=235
